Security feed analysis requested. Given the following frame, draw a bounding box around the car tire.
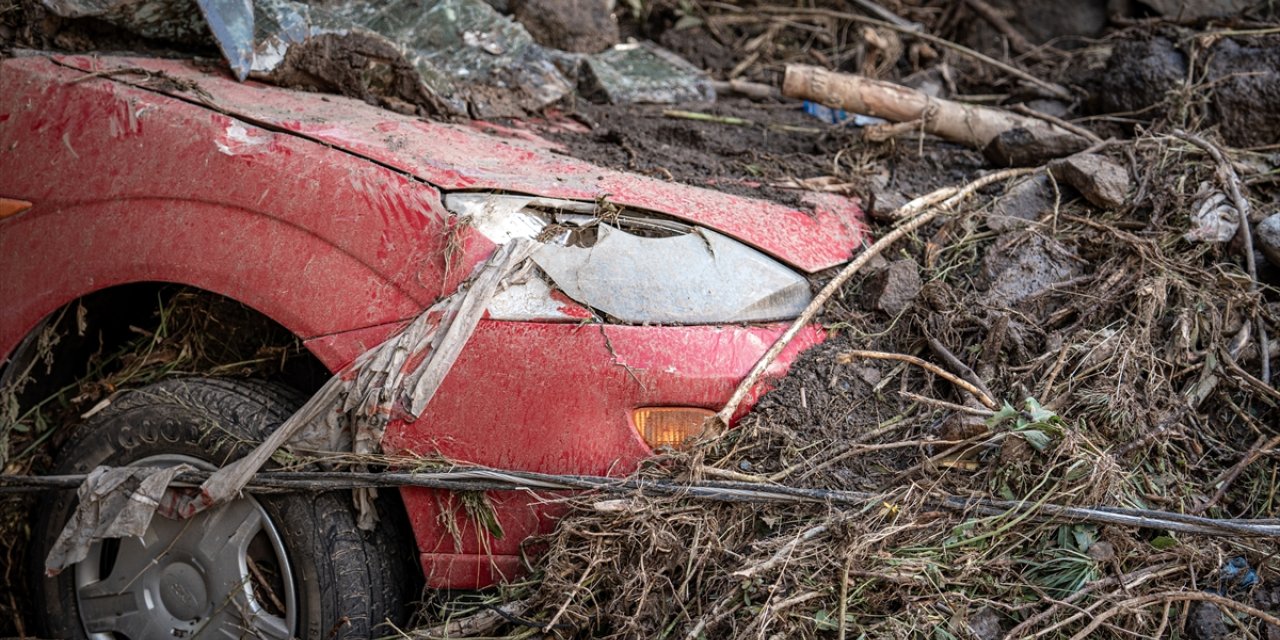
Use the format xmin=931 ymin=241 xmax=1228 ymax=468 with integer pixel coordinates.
xmin=30 ymin=377 xmax=413 ymax=640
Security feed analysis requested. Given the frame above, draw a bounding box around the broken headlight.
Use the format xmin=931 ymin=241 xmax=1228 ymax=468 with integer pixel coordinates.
xmin=445 ymin=194 xmax=812 ymax=324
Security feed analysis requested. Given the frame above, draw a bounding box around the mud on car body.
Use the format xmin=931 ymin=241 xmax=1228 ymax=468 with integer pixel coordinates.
xmin=0 ymin=52 xmax=866 ymax=638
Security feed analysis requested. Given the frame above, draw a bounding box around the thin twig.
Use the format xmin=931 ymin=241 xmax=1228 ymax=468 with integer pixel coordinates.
xmin=962 ymin=0 xmax=1036 ymax=55
xmin=1196 ymin=434 xmax=1280 ymax=514
xmin=733 ymin=522 xmax=830 ymax=578
xmin=899 ymin=391 xmax=996 ymax=416
xmin=838 ymin=553 xmax=852 ymax=640
xmin=1003 ymin=563 xmax=1182 ymax=639
xmin=715 ymin=167 xmax=1036 ymax=427
xmin=926 ymin=337 xmax=998 ymax=406
xmin=1010 ymin=104 xmax=1104 ymax=143
xmin=838 ymin=350 xmax=998 ymax=409
xmin=1068 ymin=591 xmax=1280 ymax=640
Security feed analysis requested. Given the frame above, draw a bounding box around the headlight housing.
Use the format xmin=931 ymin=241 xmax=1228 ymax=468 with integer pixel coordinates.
xmin=445 ymin=193 xmax=812 ymax=324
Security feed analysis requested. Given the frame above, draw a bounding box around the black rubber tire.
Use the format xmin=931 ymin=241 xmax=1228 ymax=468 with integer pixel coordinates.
xmin=30 ymin=377 xmax=414 ymax=639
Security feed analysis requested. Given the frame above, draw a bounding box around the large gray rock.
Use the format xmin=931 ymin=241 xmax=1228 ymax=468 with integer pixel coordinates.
xmin=1256 ymin=213 xmax=1280 ymax=268
xmin=1049 ymin=153 xmax=1131 ymax=210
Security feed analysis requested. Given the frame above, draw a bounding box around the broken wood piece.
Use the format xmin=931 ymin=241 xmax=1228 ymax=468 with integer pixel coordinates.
xmin=711 ymin=79 xmax=781 ymax=100
xmin=782 ymin=65 xmax=1085 ymax=151
xmin=662 ymin=109 xmax=753 ymax=126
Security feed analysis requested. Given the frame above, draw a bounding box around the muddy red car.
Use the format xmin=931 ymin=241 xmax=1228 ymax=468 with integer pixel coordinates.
xmin=0 ymin=52 xmax=865 ymax=638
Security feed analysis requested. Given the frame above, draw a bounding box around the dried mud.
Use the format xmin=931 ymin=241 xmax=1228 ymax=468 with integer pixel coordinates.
xmin=1090 ymin=33 xmax=1280 ymax=146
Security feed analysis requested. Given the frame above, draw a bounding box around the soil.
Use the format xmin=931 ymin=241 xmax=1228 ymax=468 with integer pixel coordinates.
xmin=536 ymin=99 xmax=861 ymax=207
xmin=1089 ymin=33 xmax=1280 ymax=146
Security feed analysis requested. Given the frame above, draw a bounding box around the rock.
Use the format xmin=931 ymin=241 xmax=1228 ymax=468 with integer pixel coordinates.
xmin=1049 ymin=153 xmax=1131 ymax=209
xmin=511 ymin=0 xmax=618 ymax=54
xmin=1024 ymin=99 xmax=1070 ymax=119
xmin=1188 ymin=602 xmax=1230 ymax=640
xmin=869 ymin=188 xmax=910 ymax=221
xmin=1141 ymin=0 xmax=1259 ymax=19
xmin=965 ymin=606 xmax=1003 ymax=640
xmin=1011 ymin=0 xmax=1108 ymax=44
xmin=1086 ymin=540 xmax=1115 ymax=563
xmin=998 ymin=435 xmax=1035 ymax=464
xmin=1257 ymin=214 xmax=1280 ymax=267
xmin=981 ymin=232 xmax=1084 ymax=308
xmin=1092 ymin=37 xmax=1186 ymax=116
xmin=983 ymin=127 xmax=1091 ymax=167
xmin=861 ymin=259 xmax=922 ymax=315
xmin=989 ymin=174 xmax=1054 ymax=232
xmin=1208 ymin=38 xmax=1280 ymax=147
xmin=900 ymin=67 xmax=948 ymax=98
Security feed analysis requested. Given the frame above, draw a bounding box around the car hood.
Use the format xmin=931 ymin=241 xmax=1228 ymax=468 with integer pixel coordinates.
xmin=53 ymin=54 xmax=868 ymax=273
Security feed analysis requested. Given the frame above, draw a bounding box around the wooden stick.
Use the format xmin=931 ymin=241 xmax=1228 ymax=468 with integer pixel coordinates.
xmin=712 ymin=79 xmax=781 ymax=100
xmin=837 ymin=350 xmax=998 ymax=409
xmin=756 ymin=7 xmax=1073 ymax=100
xmin=927 ymin=336 xmax=997 ymax=406
xmin=1196 ymin=434 xmax=1280 ymax=514
xmin=783 ymin=65 xmax=1080 ymax=149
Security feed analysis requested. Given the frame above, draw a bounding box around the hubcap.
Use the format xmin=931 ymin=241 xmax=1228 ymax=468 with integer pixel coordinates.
xmin=73 ymin=455 xmax=296 ymax=640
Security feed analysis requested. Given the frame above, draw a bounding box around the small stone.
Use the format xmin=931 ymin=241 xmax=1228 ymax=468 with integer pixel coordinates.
xmin=998 ymin=432 xmax=1035 ymax=463
xmin=984 ymin=127 xmax=1091 ymax=167
xmin=511 ymin=0 xmax=619 ymax=54
xmin=966 ymin=606 xmax=1003 ymax=640
xmin=1256 ymin=213 xmax=1280 ymax=268
xmin=1049 ymin=153 xmax=1131 ymax=209
xmin=869 ymin=188 xmax=910 ymax=221
xmin=1086 ymin=540 xmax=1115 ymax=563
xmin=860 ymin=259 xmax=922 ymax=315
xmin=989 ymin=174 xmax=1054 ymax=231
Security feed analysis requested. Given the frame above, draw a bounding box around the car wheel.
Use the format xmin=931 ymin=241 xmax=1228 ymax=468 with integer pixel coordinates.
xmin=30 ymin=377 xmax=412 ymax=640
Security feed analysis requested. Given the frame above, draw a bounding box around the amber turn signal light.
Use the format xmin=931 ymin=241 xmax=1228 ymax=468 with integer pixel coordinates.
xmin=633 ymin=407 xmax=717 ymax=450
xmin=0 ymin=198 xmax=32 ymax=220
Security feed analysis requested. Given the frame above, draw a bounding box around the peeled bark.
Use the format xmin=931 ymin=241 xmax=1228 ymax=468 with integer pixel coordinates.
xmin=782 ymin=65 xmax=1082 ymax=151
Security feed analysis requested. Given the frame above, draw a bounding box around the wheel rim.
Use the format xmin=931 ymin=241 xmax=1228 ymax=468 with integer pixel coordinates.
xmin=72 ymin=454 xmax=297 ymax=640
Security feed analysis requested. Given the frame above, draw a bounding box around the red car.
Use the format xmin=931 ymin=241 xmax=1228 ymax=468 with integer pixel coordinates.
xmin=0 ymin=52 xmax=866 ymax=638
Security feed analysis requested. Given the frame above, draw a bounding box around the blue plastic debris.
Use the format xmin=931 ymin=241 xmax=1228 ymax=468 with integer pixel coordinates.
xmin=802 ymin=101 xmax=888 ymax=127
xmin=1216 ymin=556 xmax=1259 ymax=593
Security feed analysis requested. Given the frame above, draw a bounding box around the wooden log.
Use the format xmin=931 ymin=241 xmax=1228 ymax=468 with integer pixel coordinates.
xmin=782 ymin=65 xmax=1081 ymax=150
